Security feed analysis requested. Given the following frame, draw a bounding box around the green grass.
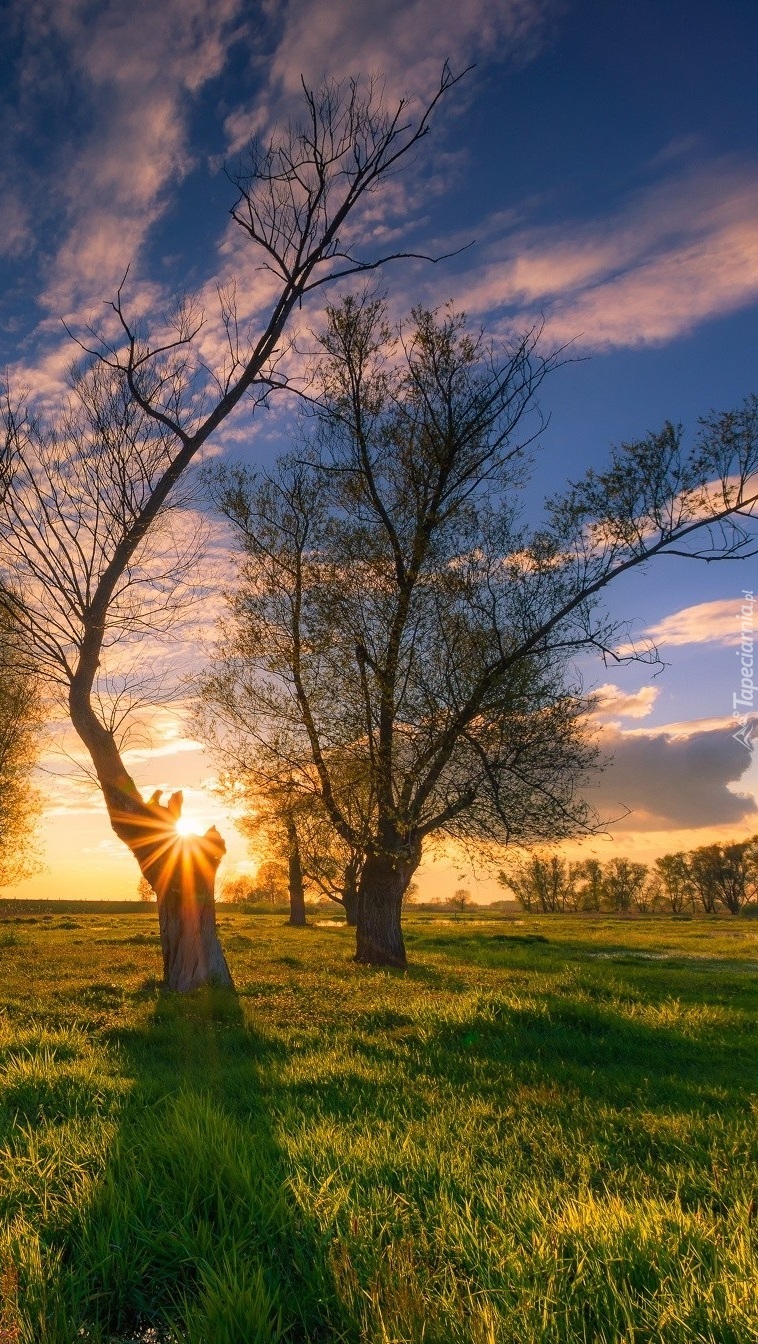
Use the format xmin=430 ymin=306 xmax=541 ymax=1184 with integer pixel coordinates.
xmin=0 ymin=907 xmax=756 ymax=1342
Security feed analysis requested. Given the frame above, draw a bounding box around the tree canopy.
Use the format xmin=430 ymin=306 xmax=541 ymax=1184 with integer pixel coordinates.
xmin=205 ymin=294 xmax=758 ymax=965
xmin=0 ymin=611 xmax=42 ymax=886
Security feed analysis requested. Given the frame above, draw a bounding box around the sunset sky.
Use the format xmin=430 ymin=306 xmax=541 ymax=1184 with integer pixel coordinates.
xmin=2 ymin=0 xmax=758 ymax=902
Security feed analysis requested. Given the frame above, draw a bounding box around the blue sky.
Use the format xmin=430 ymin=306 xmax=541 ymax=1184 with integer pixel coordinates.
xmin=2 ymin=0 xmax=758 ymax=898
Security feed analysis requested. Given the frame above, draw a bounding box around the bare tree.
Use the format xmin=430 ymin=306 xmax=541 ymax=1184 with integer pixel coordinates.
xmin=0 ymin=71 xmax=462 ymax=990
xmin=207 ymin=294 xmax=758 ymax=967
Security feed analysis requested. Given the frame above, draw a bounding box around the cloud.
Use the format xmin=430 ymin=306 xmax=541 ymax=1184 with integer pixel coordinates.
xmin=642 ymin=598 xmax=749 ymax=649
xmin=445 ymin=160 xmax=758 ymax=350
xmin=7 ymin=0 xmax=244 ymax=317
xmin=258 ymin=0 xmax=559 ymax=107
xmin=0 ymin=192 xmax=29 ymax=259
xmin=592 ymin=683 xmax=660 ymax=720
xmin=589 ymin=720 xmax=758 ymax=831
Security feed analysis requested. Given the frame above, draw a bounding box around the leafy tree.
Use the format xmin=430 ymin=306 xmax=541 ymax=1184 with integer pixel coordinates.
xmin=451 ymin=887 xmax=472 ymax=917
xmin=577 ymin=858 xmax=605 ymax=912
xmin=0 ymin=70 xmax=461 ymax=989
xmin=688 ymin=845 xmax=724 ymax=913
xmin=0 ymin=612 xmax=42 ymax=885
xmin=137 ymin=875 xmax=155 ymax=902
xmin=500 ymin=853 xmax=579 ymax=913
xmin=251 ymin=859 xmax=289 ymax=905
xmin=208 ymin=289 xmax=758 ymax=966
xmin=211 ymin=298 xmax=598 ymax=964
xmin=219 ymin=875 xmax=253 ymax=904
xmin=654 ymin=852 xmax=696 ymax=914
xmin=689 ymin=840 xmax=757 ymax=914
xmin=602 ymin=858 xmax=648 ymax=912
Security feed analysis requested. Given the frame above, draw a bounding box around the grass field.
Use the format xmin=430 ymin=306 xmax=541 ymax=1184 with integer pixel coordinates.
xmin=0 ymin=905 xmax=756 ymax=1343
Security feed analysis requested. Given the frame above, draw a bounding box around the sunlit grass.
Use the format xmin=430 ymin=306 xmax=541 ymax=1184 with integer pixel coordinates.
xmin=0 ymin=908 xmax=756 ymax=1341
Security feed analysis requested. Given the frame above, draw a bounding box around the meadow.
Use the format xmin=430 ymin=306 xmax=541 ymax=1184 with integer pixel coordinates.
xmin=0 ymin=905 xmax=756 ymax=1343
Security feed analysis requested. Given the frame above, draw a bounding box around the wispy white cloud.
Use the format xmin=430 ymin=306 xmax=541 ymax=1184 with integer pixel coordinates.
xmin=443 ymin=160 xmax=758 ymax=350
xmin=244 ymin=0 xmax=559 ymax=118
xmin=9 ymin=0 xmax=244 ymax=318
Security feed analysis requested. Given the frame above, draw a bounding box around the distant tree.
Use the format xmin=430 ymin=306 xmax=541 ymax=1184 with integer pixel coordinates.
xmin=0 ymin=611 xmax=42 ymax=886
xmin=451 ymin=887 xmax=472 ymax=918
xmin=219 ymin=874 xmax=253 ymax=904
xmin=0 ymin=69 xmax=463 ymax=990
xmin=654 ymin=852 xmax=696 ymax=914
xmin=252 ymin=859 xmax=288 ymax=905
xmin=688 ymin=845 xmax=723 ymax=913
xmin=577 ymin=858 xmax=605 ymax=912
xmin=603 ymin=858 xmax=648 ymax=912
xmin=137 ymin=875 xmax=155 ymax=902
xmin=633 ymin=874 xmax=660 ymax=914
xmin=231 ymin=778 xmax=311 ymax=926
xmin=501 ymin=853 xmax=579 ymax=913
xmin=689 ymin=840 xmax=757 ymax=914
xmin=404 ymin=880 xmax=421 ymax=907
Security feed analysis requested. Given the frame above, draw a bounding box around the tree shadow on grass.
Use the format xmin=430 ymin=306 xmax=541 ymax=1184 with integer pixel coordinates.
xmin=41 ymin=987 xmax=353 ymax=1344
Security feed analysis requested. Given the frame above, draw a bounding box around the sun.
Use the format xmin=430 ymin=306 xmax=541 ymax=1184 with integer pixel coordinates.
xmin=174 ymin=816 xmax=199 ymax=838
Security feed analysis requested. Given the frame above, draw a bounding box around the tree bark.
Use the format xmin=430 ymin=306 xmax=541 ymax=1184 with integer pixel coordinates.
xmin=69 ymin=680 xmax=234 ymax=991
xmin=342 ymin=854 xmax=360 ymax=927
xmin=355 ymin=836 xmax=420 ymax=967
xmin=342 ymin=884 xmax=359 ymax=928
xmin=286 ymin=818 xmax=307 ymax=927
xmin=110 ymin=783 xmax=234 ymax=991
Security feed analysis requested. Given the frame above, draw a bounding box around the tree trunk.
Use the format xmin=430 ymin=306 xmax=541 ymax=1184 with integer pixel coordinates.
xmin=342 ymin=883 xmax=359 ymax=928
xmin=355 ymin=837 xmax=420 ymax=967
xmin=342 ymin=855 xmax=360 ymax=927
xmin=286 ymin=819 xmax=307 ymax=927
xmin=110 ymin=783 xmax=234 ymax=991
xmin=69 ymin=681 xmax=233 ymax=991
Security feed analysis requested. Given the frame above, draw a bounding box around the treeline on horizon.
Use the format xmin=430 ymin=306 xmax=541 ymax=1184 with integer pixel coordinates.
xmin=500 ymin=837 xmax=758 ymax=915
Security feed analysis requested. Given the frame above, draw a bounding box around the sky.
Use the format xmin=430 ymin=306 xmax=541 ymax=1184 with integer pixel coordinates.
xmin=2 ymin=0 xmax=758 ymax=902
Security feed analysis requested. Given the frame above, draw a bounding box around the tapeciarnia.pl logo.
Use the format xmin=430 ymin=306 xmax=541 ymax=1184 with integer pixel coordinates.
xmin=733 ymin=588 xmax=755 ymax=751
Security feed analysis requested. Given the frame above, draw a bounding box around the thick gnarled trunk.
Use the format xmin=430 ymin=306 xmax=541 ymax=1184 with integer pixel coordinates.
xmin=355 ymin=837 xmax=420 ymax=967
xmin=70 ymin=680 xmax=233 ymax=992
xmin=107 ymin=781 xmax=234 ymax=991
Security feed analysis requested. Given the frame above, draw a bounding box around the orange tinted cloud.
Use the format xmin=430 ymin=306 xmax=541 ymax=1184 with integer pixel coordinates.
xmin=592 ymin=683 xmax=660 ymax=720
xmin=643 ymin=598 xmax=747 ymax=648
